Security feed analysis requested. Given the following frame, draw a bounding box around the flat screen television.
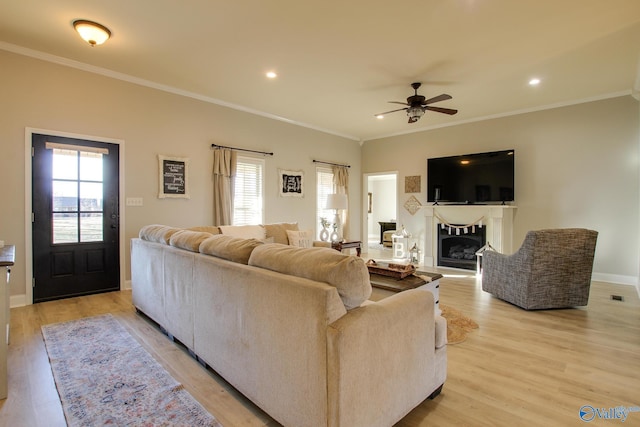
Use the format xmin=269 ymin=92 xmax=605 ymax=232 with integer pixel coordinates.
xmin=427 ymin=149 xmax=515 ymax=204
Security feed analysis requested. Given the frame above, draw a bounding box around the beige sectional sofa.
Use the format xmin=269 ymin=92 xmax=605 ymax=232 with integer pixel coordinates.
xmin=131 ymin=223 xmax=447 ymax=427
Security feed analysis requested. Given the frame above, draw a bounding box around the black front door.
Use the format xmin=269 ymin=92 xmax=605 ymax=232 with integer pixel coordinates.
xmin=32 ymin=134 xmax=120 ymax=302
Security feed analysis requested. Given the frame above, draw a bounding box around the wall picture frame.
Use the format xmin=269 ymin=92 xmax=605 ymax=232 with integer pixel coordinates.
xmin=279 ymin=169 xmax=304 ymax=197
xmin=405 ymin=175 xmax=421 ymax=193
xmin=158 ymin=155 xmax=190 ymax=199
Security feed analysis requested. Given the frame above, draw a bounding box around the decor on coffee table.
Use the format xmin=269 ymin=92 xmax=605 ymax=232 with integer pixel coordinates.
xmin=42 ymin=314 xmax=220 ymax=427
xmin=366 ymin=259 xmax=415 ymax=279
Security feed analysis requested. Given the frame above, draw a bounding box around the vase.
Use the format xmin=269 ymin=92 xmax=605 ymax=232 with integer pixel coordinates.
xmin=319 ymin=227 xmax=329 ymax=242
xmin=330 ymin=230 xmax=339 ymax=242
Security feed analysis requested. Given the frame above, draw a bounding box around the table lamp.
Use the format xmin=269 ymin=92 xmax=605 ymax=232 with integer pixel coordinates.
xmin=326 ymin=193 xmax=347 ymax=241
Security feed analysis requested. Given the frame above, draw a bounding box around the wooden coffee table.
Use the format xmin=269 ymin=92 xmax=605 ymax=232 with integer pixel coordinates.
xmin=369 ymin=270 xmax=443 ymax=315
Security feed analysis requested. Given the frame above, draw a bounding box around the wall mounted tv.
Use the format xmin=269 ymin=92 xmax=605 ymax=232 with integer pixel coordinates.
xmin=427 ymin=149 xmax=515 ymax=204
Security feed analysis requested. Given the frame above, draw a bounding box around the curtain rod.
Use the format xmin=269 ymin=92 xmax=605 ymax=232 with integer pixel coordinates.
xmin=211 ymin=143 xmax=273 ymax=156
xmin=312 ymin=160 xmax=351 ymax=168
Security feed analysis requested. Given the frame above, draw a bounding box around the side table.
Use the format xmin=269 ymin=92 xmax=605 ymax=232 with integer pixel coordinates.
xmin=331 ymin=240 xmax=361 ymax=257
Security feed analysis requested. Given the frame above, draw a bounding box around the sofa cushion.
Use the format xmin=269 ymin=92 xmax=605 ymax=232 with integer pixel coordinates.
xmin=199 ymin=235 xmax=264 ymax=264
xmin=248 ymin=244 xmax=372 ymax=310
xmin=169 ymin=230 xmax=214 ymax=252
xmin=263 ymin=222 xmax=299 ymax=245
xmin=139 ymin=224 xmax=182 ymax=244
xmin=286 ymin=230 xmax=314 ymax=248
xmin=187 ymin=226 xmax=221 ymax=235
xmin=219 ymin=225 xmax=266 ymax=240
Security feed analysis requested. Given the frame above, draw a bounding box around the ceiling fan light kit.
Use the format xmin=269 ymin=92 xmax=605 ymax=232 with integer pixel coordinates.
xmin=375 ymin=82 xmax=458 ymax=124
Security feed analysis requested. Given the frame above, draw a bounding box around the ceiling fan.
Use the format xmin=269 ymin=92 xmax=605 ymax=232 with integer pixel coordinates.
xmin=375 ymin=82 xmax=458 ymax=123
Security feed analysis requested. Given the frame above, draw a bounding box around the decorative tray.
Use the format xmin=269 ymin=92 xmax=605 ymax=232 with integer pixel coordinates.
xmin=366 ymin=259 xmax=416 ymax=279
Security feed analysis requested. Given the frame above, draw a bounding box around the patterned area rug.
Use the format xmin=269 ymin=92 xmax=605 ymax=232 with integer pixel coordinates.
xmin=440 ymin=304 xmax=479 ymax=344
xmin=42 ymin=314 xmax=222 ymax=427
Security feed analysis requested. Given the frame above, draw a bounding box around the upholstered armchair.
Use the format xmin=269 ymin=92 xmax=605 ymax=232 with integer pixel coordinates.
xmin=481 ymin=228 xmax=598 ymax=310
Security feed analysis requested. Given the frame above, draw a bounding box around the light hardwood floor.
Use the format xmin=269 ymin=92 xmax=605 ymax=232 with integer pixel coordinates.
xmin=0 ymin=274 xmax=638 ymax=427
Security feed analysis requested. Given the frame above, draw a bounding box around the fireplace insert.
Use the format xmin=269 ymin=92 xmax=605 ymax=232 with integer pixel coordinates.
xmin=437 ymin=225 xmax=486 ymax=270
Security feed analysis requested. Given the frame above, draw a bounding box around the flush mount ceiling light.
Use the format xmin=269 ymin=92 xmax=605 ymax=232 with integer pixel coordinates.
xmin=73 ymin=20 xmax=111 ymax=47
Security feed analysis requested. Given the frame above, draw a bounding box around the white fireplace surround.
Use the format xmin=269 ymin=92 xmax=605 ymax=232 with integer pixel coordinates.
xmin=422 ymin=205 xmax=517 ymax=268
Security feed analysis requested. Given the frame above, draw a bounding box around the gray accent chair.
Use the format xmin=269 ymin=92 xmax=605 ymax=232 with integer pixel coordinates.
xmin=481 ymin=228 xmax=598 ymax=310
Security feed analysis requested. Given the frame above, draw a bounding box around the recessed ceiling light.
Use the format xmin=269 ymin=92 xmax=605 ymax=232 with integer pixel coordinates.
xmin=529 ymin=78 xmax=541 ymax=86
xmin=266 ymin=71 xmax=277 ymax=79
xmin=376 ymin=115 xmax=384 ymax=119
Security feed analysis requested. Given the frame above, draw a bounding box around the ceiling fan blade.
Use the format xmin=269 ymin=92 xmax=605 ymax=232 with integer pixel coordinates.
xmin=388 ymin=101 xmax=409 ymax=106
xmin=425 ymin=106 xmax=458 ymax=115
xmin=374 ymin=107 xmax=408 ymax=116
xmin=422 ymin=94 xmax=452 ymax=105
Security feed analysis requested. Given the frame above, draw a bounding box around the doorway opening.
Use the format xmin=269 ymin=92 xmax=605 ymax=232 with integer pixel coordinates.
xmin=363 ymin=172 xmax=397 ymax=254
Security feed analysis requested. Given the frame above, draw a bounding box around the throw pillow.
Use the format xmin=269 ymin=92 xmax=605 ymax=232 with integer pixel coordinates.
xmin=286 ymin=230 xmax=314 ymax=248
xmin=263 ymin=222 xmax=299 ymax=245
xmin=219 ymin=225 xmax=266 ymax=240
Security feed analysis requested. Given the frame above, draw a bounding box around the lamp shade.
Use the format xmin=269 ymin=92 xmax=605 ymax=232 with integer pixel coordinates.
xmin=326 ymin=193 xmax=347 ymax=210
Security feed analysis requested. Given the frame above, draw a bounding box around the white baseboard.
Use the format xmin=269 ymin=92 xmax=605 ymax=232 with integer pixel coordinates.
xmin=592 ymin=272 xmax=637 ymax=287
xmin=10 ymin=281 xmax=132 ymax=308
xmin=10 ymin=294 xmax=26 ymax=308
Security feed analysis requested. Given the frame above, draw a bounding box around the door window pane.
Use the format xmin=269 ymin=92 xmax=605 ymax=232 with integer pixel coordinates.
xmin=52 ymin=181 xmax=78 ymax=211
xmin=52 ymin=149 xmax=78 ymax=180
xmin=80 ymin=182 xmax=103 ymax=211
xmin=81 ymin=213 xmax=103 ymax=242
xmin=53 ymin=213 xmax=78 ymax=243
xmin=80 ymin=152 xmax=103 ymax=181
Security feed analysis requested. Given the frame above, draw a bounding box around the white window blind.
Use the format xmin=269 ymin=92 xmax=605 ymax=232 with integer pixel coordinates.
xmin=233 ymin=156 xmax=264 ymax=225
xmin=316 ymin=167 xmax=334 ymax=238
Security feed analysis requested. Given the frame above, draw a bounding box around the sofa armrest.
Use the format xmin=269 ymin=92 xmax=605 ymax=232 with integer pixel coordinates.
xmin=326 ymin=289 xmax=439 ymax=427
xmin=313 ymin=241 xmax=331 ymax=248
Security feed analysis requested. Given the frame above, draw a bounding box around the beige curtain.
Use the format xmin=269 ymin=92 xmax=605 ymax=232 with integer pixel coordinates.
xmin=333 ymin=165 xmax=349 ymax=239
xmin=212 ymin=148 xmax=237 ymax=226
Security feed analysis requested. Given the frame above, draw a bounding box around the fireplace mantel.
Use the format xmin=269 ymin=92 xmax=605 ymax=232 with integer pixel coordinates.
xmin=422 ymin=205 xmax=516 ymax=268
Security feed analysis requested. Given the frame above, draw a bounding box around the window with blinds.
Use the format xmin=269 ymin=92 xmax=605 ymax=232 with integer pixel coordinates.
xmin=316 ymin=167 xmax=335 ymax=238
xmin=233 ymin=156 xmax=264 ymax=225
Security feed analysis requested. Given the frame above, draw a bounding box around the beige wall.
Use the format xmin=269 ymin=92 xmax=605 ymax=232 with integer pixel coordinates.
xmin=0 ymin=50 xmax=361 ymax=303
xmin=362 ymin=96 xmax=640 ymax=284
xmin=1 ymin=48 xmax=638 ymax=303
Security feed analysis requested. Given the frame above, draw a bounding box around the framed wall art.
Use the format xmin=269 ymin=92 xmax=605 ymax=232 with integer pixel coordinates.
xmin=279 ymin=169 xmax=304 ymax=197
xmin=158 ymin=155 xmax=190 ymax=199
xmin=405 ymin=175 xmax=421 ymax=193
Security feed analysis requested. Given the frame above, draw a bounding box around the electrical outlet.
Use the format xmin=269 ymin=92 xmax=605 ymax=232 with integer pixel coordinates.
xmin=126 ymin=197 xmax=144 ymax=207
